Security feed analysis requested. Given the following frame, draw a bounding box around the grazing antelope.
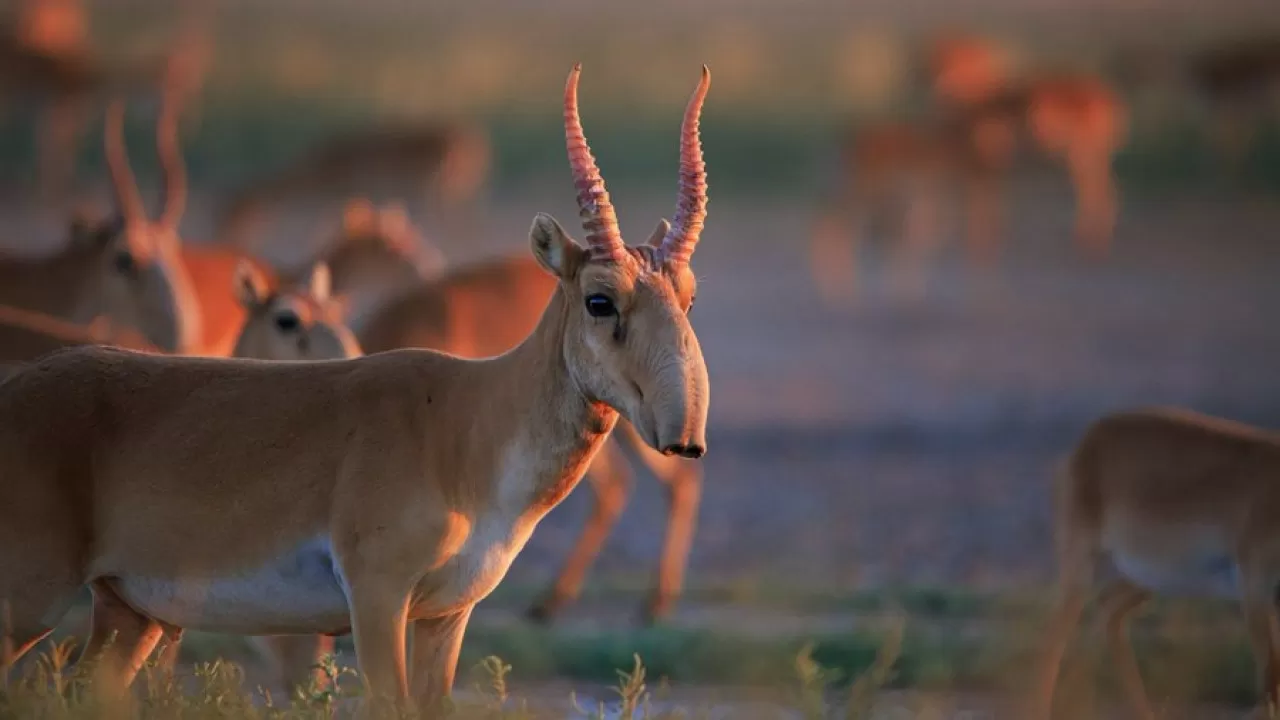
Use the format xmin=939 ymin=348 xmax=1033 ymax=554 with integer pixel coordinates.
xmin=0 ymin=64 xmax=712 ymax=712
xmin=1030 ymin=407 xmax=1280 ymax=720
xmin=0 ymin=100 xmax=203 ymax=354
xmin=358 ymin=251 xmax=704 ymax=626
xmin=149 ymin=261 xmax=359 ymax=694
xmin=927 ymin=34 xmax=1128 ymax=260
xmin=0 ymin=304 xmax=155 ymax=378
xmin=212 ymin=122 xmax=490 ymax=257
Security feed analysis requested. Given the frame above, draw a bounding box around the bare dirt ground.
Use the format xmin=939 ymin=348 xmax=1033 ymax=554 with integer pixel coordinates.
xmin=4 ymin=177 xmax=1279 ymax=716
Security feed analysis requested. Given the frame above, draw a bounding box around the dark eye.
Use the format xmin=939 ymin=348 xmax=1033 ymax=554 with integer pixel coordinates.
xmin=585 ymin=294 xmax=616 ymax=318
xmin=113 ymin=250 xmax=135 ymax=274
xmin=274 ymin=311 xmax=301 ymax=332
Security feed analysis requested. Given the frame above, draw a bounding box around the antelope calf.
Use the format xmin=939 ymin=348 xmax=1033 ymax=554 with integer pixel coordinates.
xmin=1030 ymin=407 xmax=1280 ymax=719
xmin=0 ymin=64 xmax=712 ymax=713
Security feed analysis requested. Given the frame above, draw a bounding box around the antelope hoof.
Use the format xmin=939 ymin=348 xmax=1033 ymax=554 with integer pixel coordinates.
xmin=526 ymin=593 xmax=567 ymax=625
xmin=641 ymin=594 xmax=676 ymax=626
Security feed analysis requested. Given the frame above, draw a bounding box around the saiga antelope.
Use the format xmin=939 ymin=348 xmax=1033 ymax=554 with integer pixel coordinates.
xmin=0 ymin=99 xmax=204 ymax=354
xmin=1030 ymin=407 xmax=1280 ymax=719
xmin=358 ymin=250 xmax=705 ymax=626
xmin=927 ymin=34 xmax=1129 ymax=261
xmin=0 ymin=64 xmax=712 ymax=713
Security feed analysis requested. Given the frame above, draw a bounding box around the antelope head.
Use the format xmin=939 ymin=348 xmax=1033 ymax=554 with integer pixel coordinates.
xmin=531 ymin=64 xmax=711 ymax=459
xmin=86 ymin=97 xmax=203 ymax=354
xmin=232 ymin=261 xmax=361 ymax=361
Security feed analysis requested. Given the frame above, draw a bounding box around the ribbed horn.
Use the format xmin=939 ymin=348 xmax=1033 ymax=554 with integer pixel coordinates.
xmin=156 ymin=77 xmax=188 ymax=234
xmin=564 ymin=63 xmax=627 ymax=263
xmin=660 ymin=65 xmax=711 ymax=265
xmin=103 ymin=99 xmax=148 ymax=226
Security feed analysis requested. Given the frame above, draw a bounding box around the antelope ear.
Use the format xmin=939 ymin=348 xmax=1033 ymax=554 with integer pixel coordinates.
xmin=530 ymin=213 xmax=585 ymax=279
xmin=233 ymin=259 xmax=270 ymax=309
xmin=646 ymin=219 xmax=671 ymax=247
xmin=309 ymin=262 xmax=332 ymax=303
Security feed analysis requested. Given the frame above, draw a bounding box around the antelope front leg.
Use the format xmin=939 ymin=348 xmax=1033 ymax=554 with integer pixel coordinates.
xmin=409 ymin=606 xmax=474 ymax=714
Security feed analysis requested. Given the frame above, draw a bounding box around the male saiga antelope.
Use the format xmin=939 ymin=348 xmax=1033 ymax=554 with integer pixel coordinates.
xmin=0 ymin=64 xmax=712 ymax=712
xmin=359 ymin=249 xmax=706 ymax=626
xmin=1030 ymin=407 xmax=1280 ymax=719
xmin=0 ymin=99 xmax=204 ymax=354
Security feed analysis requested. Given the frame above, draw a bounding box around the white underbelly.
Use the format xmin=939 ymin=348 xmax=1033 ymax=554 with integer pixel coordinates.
xmin=109 ymin=538 xmax=351 ymax=634
xmin=1102 ymin=520 xmax=1240 ymax=598
xmin=1109 ymin=551 xmax=1240 ymax=598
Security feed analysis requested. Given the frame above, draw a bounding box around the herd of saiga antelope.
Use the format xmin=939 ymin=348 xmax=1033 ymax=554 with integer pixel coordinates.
xmin=5 ymin=5 xmax=1280 ymax=720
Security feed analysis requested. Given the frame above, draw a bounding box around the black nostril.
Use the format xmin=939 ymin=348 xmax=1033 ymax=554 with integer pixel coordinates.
xmin=662 ymin=444 xmax=705 ymax=459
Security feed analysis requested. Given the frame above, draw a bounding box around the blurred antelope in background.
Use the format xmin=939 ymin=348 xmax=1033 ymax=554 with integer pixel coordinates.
xmin=1030 ymin=407 xmax=1280 ymax=720
xmin=812 ymin=34 xmax=1128 ymax=306
xmin=288 ymin=197 xmax=447 ymax=337
xmin=0 ymin=64 xmax=713 ymax=713
xmin=927 ymin=33 xmax=1129 ymax=261
xmin=811 ymin=117 xmax=970 ymax=307
xmin=0 ymin=98 xmax=204 ymax=353
xmin=212 ymin=121 xmax=490 ymax=263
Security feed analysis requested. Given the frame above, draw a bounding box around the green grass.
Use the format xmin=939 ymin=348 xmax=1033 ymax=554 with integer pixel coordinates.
xmin=8 ymin=584 xmax=1274 ymax=717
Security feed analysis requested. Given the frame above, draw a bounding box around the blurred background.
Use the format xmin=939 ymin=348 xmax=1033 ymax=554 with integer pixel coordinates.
xmin=3 ymin=0 xmax=1280 ymax=715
